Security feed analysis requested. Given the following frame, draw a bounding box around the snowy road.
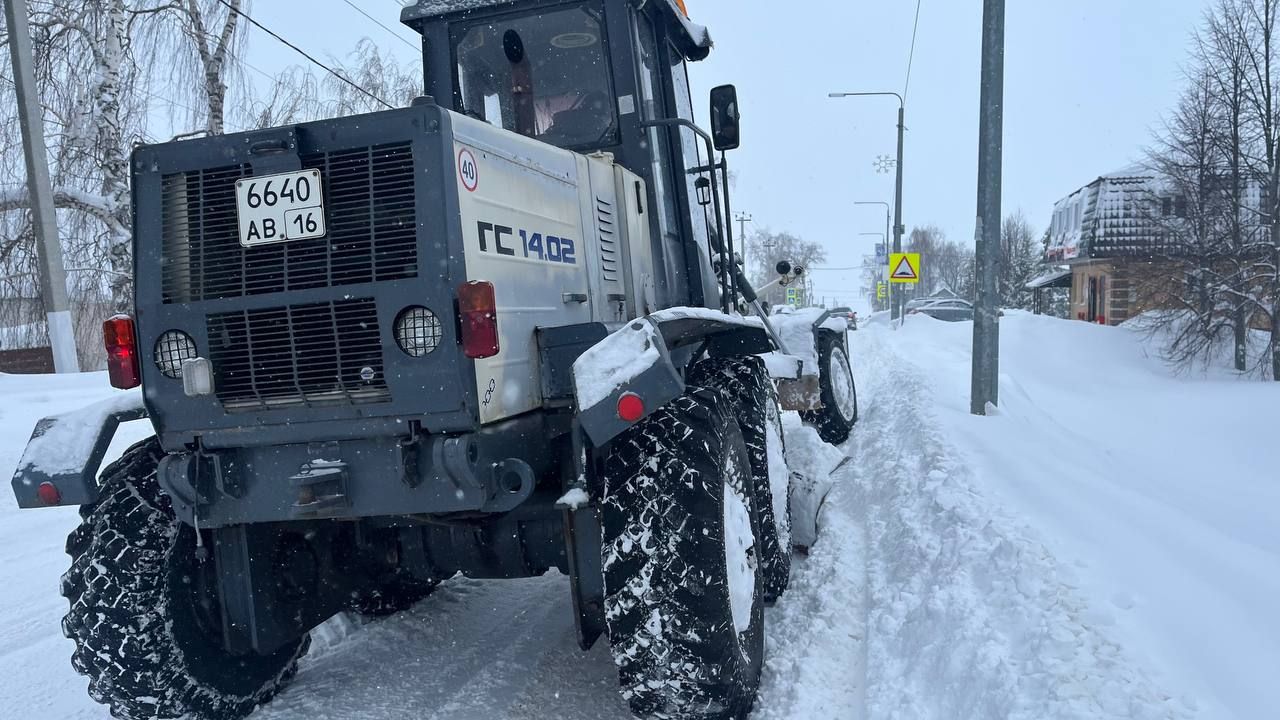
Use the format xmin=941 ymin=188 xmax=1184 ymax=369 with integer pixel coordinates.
xmin=2 ymin=314 xmax=1272 ymax=718
xmin=0 ymin=362 xmax=873 ymax=720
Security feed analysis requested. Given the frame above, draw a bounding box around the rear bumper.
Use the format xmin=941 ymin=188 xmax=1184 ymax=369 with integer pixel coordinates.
xmin=157 ymin=411 xmax=565 ymax=528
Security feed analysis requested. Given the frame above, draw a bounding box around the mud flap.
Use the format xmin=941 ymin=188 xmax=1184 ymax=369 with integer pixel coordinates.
xmin=10 ymin=390 xmax=148 ymax=508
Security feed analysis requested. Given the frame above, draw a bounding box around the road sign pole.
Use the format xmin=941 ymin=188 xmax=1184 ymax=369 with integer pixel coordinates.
xmin=971 ymin=0 xmax=1005 ymax=415
xmin=893 ymin=105 xmax=906 ymax=326
xmin=5 ymin=0 xmax=79 ymax=373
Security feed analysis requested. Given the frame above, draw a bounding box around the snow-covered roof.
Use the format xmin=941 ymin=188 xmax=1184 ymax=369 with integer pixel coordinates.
xmin=1099 ymin=162 xmax=1155 ymax=180
xmin=399 ymin=0 xmax=517 ymax=21
xmin=400 ymin=0 xmax=712 ymax=59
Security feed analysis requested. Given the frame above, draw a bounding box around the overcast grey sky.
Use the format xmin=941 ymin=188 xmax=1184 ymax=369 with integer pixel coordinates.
xmin=247 ymin=0 xmax=1210 ymax=307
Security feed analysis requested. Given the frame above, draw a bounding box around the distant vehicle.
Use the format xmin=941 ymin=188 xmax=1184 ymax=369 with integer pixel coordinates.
xmin=828 ymin=308 xmax=858 ymax=330
xmin=908 ymin=298 xmax=975 ymax=322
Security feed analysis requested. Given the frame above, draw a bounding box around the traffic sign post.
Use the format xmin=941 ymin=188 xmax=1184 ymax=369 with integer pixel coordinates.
xmin=889 ymin=253 xmax=921 ymax=284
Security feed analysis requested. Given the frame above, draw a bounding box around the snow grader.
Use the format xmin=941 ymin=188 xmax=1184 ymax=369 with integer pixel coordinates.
xmin=9 ymin=1 xmax=857 ymax=718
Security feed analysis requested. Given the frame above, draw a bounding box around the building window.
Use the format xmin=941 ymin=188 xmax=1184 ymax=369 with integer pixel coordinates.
xmin=1162 ymin=196 xmax=1173 ymax=216
xmin=1175 ymin=196 xmax=1188 ymax=218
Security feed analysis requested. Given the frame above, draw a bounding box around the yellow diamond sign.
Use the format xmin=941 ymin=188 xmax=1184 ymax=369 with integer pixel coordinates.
xmin=889 ymin=253 xmax=921 ymax=284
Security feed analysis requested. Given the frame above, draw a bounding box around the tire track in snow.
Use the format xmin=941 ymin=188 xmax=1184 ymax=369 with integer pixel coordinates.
xmin=753 ymin=463 xmax=869 ymax=720
xmin=254 ymin=575 xmax=629 ymax=720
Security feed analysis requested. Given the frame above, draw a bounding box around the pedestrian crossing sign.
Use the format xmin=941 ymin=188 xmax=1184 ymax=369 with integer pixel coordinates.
xmin=889 ymin=253 xmax=921 ymax=284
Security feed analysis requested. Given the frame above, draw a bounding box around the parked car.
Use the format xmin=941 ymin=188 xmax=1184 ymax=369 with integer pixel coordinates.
xmin=908 ymin=298 xmax=975 ymax=322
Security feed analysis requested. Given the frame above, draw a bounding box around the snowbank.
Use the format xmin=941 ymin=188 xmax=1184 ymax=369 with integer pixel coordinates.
xmin=873 ymin=312 xmax=1279 ymax=719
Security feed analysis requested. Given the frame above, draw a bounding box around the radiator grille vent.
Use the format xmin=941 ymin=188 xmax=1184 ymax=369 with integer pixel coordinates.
xmin=161 ymin=143 xmax=417 ymax=302
xmin=206 ymin=298 xmax=389 ymax=412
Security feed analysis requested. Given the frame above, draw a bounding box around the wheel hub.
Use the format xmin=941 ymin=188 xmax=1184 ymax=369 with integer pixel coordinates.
xmin=722 ymin=480 xmax=757 ymax=636
xmin=830 ymin=347 xmax=856 ymax=421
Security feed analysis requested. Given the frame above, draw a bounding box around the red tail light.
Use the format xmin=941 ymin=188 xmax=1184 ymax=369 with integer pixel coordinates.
xmin=617 ymin=393 xmax=645 ymax=423
xmin=458 ymin=281 xmax=499 ymax=359
xmin=36 ymin=481 xmax=62 ymax=506
xmin=103 ymin=315 xmax=141 ymax=389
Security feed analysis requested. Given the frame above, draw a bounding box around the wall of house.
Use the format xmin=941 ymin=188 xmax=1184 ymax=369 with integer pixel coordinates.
xmin=1069 ymin=261 xmax=1115 ymax=324
xmin=1069 ymin=259 xmax=1186 ymax=326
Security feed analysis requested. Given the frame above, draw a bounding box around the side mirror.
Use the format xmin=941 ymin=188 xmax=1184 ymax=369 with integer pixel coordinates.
xmin=709 ymin=84 xmax=741 ymax=151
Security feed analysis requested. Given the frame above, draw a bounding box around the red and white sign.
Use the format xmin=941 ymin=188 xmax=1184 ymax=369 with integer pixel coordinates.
xmin=458 ymin=148 xmax=479 ymax=193
xmin=891 ymin=255 xmax=918 ymax=280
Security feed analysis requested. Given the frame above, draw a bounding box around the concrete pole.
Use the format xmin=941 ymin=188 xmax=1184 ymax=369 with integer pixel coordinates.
xmin=5 ymin=0 xmax=79 ymax=372
xmin=971 ymin=0 xmax=1005 ymax=415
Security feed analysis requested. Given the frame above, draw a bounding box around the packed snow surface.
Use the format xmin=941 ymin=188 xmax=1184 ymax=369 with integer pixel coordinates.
xmin=1 ymin=311 xmax=1274 ymax=718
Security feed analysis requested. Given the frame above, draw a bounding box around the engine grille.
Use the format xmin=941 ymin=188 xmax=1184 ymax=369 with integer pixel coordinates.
xmin=161 ymin=143 xmax=418 ymax=303
xmin=206 ymin=298 xmax=390 ymax=412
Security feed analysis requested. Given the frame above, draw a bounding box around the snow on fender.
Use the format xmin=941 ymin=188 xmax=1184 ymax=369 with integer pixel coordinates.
xmin=571 ymin=307 xmax=772 ymax=446
xmin=10 ymin=388 xmax=147 ymax=508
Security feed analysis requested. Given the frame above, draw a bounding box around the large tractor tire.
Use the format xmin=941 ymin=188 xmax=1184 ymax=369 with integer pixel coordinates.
xmin=61 ymin=437 xmax=309 ymax=720
xmin=600 ymin=388 xmax=765 ymax=720
xmin=802 ymin=332 xmax=858 ymax=445
xmin=691 ymin=355 xmax=792 ymax=601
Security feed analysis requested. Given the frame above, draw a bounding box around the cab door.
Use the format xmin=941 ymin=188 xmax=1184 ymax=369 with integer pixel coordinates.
xmin=631 ymin=8 xmax=688 ymax=307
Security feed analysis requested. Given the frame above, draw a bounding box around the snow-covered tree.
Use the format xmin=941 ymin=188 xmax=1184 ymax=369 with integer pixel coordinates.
xmin=999 ymin=211 xmax=1041 ymax=311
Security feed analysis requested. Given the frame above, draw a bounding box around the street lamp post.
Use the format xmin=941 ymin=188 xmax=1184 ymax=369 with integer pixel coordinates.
xmin=856 ymin=201 xmax=891 ymax=314
xmin=832 ymin=92 xmax=906 ymax=322
xmin=859 ymin=231 xmax=887 ymax=312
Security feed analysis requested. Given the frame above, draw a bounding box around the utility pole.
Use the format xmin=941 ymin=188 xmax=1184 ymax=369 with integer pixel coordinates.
xmin=5 ymin=0 xmax=79 ymax=372
xmin=734 ymin=211 xmax=753 ymax=271
xmin=971 ymin=0 xmax=1005 ymax=415
xmin=856 ymin=201 xmax=891 ymax=314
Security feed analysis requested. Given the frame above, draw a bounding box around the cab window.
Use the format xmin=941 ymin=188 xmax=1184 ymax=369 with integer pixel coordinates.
xmin=453 ymin=3 xmax=619 ymax=150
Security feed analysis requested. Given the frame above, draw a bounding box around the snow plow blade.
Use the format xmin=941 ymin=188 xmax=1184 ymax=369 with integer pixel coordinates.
xmin=10 ymin=390 xmax=148 ymax=509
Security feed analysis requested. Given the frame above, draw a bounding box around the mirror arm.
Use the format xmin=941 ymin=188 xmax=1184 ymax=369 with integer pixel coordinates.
xmin=637 ymin=119 xmax=780 ymax=355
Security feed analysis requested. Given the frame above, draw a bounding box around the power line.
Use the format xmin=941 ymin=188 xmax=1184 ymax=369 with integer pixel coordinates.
xmin=338 ymin=0 xmax=419 ymax=51
xmin=211 ymin=0 xmax=393 ymax=110
xmin=903 ymin=0 xmax=923 ymax=102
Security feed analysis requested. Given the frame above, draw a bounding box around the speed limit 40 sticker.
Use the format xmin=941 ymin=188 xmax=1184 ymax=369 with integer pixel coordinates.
xmin=458 ymin=148 xmax=479 ymax=192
